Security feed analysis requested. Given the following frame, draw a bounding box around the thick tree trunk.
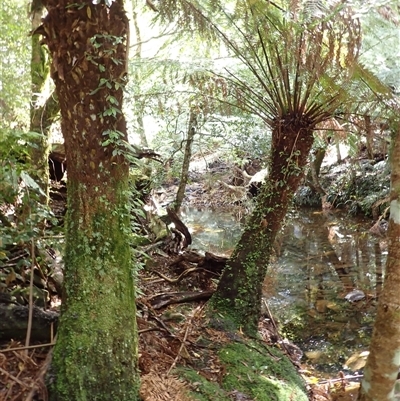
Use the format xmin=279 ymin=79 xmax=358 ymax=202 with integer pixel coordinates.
xmin=358 ymin=125 xmax=400 ymax=401
xmin=174 ymin=109 xmax=197 ymax=212
xmin=40 ymin=1 xmax=140 ymax=400
xmin=211 ymin=123 xmax=314 ymax=335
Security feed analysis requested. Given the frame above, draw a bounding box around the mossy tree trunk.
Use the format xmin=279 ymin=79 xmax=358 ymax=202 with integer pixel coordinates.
xmin=30 ymin=0 xmax=59 ymax=200
xmin=40 ymin=1 xmax=140 ymax=399
xmin=358 ymin=124 xmax=400 ymax=401
xmin=211 ymin=120 xmax=314 ymax=335
xmin=174 ymin=108 xmax=197 ymax=212
xmin=306 ymin=147 xmax=327 ymax=199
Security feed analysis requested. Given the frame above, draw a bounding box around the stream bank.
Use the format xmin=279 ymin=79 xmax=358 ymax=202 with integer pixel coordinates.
xmin=0 ymin=150 xmax=392 ymax=400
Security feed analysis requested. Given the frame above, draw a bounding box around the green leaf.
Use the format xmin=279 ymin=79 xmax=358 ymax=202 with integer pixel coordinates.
xmin=20 ymin=171 xmax=46 ymax=196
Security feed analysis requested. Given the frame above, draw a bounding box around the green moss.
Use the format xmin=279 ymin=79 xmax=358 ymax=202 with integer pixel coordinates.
xmin=218 ymin=342 xmax=308 ymax=401
xmin=177 ymin=368 xmax=231 ymax=401
xmin=176 ymin=337 xmax=308 ymax=401
xmin=131 ymin=233 xmax=151 ymax=246
xmin=48 ymin=180 xmax=140 ymax=400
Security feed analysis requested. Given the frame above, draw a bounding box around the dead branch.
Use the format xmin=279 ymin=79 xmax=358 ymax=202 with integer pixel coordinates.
xmin=148 ymin=291 xmax=214 ymax=309
xmin=149 ymin=267 xmax=208 ymax=284
xmin=217 ymin=180 xmax=246 ymax=197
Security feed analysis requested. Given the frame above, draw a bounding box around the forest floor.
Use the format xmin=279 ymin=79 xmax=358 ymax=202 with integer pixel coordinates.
xmin=0 ymin=153 xmax=391 ymax=401
xmin=1 ymin=250 xmax=358 ymax=401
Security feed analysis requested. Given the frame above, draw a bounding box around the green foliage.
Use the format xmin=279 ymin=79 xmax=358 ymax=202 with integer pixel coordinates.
xmin=344 ymin=168 xmax=390 ymax=216
xmin=0 ymin=129 xmax=56 ymax=245
xmin=0 ymin=128 xmax=58 ymax=300
xmin=320 ymin=160 xmax=391 ymax=215
xmin=0 ymin=0 xmax=31 ymax=131
xmin=357 ymin=1 xmax=400 ymax=89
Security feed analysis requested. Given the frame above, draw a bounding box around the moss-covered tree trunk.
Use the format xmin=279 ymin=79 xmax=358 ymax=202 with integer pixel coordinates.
xmin=40 ymin=1 xmax=140 ymax=399
xmin=174 ymin=108 xmax=197 ymax=212
xmin=358 ymin=124 xmax=400 ymax=401
xmin=211 ymin=121 xmax=314 ymax=335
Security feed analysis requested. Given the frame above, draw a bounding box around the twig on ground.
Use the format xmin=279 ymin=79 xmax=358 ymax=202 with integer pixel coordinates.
xmin=0 ymin=366 xmax=30 ymax=388
xmin=167 ymin=305 xmax=205 ymax=375
xmin=25 ymin=338 xmax=55 ymax=401
xmin=0 ymin=343 xmax=56 ymax=353
xmin=149 ymin=267 xmax=200 ymax=283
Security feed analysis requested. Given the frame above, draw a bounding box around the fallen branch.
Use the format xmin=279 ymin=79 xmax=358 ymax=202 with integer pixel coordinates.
xmin=149 ymin=267 xmax=206 ymax=284
xmin=318 ymin=374 xmax=364 ymax=384
xmin=167 ymin=323 xmax=191 ymax=375
xmin=217 ymin=180 xmax=246 ymax=197
xmin=148 ymin=290 xmax=214 ymax=309
xmin=0 ymin=342 xmax=55 ymax=353
xmin=0 ymin=304 xmax=58 ymax=342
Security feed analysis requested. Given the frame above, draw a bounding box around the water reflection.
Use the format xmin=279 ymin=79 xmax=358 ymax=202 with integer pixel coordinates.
xmin=270 ymin=209 xmax=386 ymax=374
xmin=183 ymin=207 xmax=387 ymax=375
xmin=181 ymin=207 xmax=244 ymax=256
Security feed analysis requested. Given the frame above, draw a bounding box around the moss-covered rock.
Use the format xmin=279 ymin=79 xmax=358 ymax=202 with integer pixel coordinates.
xmin=177 ymin=338 xmax=308 ymax=401
xmin=294 ymin=159 xmax=390 ymax=216
xmin=218 ymin=341 xmax=308 ymax=401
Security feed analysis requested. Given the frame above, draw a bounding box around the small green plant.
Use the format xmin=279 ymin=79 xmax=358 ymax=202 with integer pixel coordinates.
xmin=0 ymin=128 xmax=59 ymax=299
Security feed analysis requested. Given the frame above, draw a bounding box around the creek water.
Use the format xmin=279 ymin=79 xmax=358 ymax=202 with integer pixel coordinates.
xmin=182 ymin=206 xmax=386 ymax=376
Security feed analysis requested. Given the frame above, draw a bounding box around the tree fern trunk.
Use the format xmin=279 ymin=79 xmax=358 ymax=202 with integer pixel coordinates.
xmin=210 ymin=123 xmax=314 ymax=336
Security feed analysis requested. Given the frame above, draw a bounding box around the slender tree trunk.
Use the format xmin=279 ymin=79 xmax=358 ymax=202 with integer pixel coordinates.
xmin=210 ymin=123 xmax=314 ymax=335
xmin=364 ymin=115 xmax=374 ymax=160
xmin=30 ymin=0 xmax=59 ymax=200
xmin=358 ymin=125 xmax=400 ymax=401
xmin=174 ymin=108 xmax=197 ymax=212
xmin=40 ymin=1 xmax=139 ymax=399
xmin=313 ymin=147 xmax=326 ymax=178
xmin=131 ymin=7 xmax=149 ymax=148
xmin=374 ymin=241 xmax=383 ymax=298
xmin=307 ymin=147 xmax=326 ymax=197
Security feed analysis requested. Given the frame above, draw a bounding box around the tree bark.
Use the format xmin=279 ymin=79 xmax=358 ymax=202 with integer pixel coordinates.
xmin=40 ymin=1 xmax=140 ymax=399
xmin=174 ymin=108 xmax=197 ymax=212
xmin=211 ymin=122 xmax=314 ymax=336
xmin=358 ymin=124 xmax=400 ymax=401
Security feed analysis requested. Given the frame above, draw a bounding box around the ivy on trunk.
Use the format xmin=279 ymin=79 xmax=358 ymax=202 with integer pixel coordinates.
xmin=212 ymin=121 xmax=314 ymax=334
xmin=39 ymin=1 xmax=140 ymax=399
